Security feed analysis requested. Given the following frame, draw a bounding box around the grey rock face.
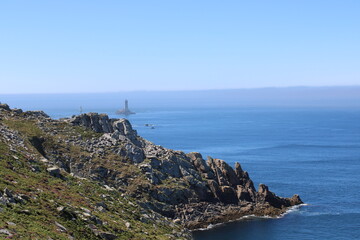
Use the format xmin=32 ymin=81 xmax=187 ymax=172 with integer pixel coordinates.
xmin=289 ymin=194 xmax=303 ymax=205
xmin=15 ymin=108 xmax=302 ymax=230
xmin=68 ymin=113 xmax=137 ymax=138
xmin=0 ymin=104 xmax=10 ymax=111
xmin=112 ymin=119 xmax=137 ymax=140
xmin=69 ymin=113 xmax=113 ymax=133
xmin=12 ymin=108 xmax=23 ymax=114
xmin=0 ymin=188 xmax=28 ymax=206
xmin=236 ymin=185 xmax=253 ymax=202
xmin=159 ymin=160 xmax=182 ymax=178
xmin=118 ymin=142 xmax=145 ymax=163
xmin=187 ymin=152 xmax=215 ymax=179
xmin=257 ymin=183 xmax=303 ymax=208
xmin=24 ymin=111 xmax=50 ymax=119
xmin=151 ymin=187 xmax=193 ymax=205
xmin=208 ymin=157 xmax=240 ymax=187
xmin=0 ymin=228 xmax=13 ymax=237
xmin=88 ymin=224 xmax=118 ymax=240
xmin=55 ymin=221 xmax=68 ymax=232
xmin=219 ymin=186 xmax=238 ymax=204
xmin=66 ymin=113 xmax=146 ymax=164
xmin=139 ymin=138 xmax=301 ymax=209
xmin=68 ymin=113 xmax=141 ymax=148
xmin=47 ymin=167 xmax=63 ymax=178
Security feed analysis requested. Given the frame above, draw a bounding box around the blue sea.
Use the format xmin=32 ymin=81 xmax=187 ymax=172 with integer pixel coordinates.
xmin=1 ymin=95 xmax=360 ymax=240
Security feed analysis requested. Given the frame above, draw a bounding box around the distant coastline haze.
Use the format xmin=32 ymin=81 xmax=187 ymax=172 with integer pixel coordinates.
xmin=1 ymin=87 xmax=360 ymax=111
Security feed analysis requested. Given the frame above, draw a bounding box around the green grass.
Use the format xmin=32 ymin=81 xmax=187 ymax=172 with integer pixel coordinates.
xmin=72 ymin=125 xmax=103 ymax=140
xmin=0 ymin=140 xmax=186 ymax=239
xmin=2 ymin=119 xmax=43 ymax=138
xmin=0 ymin=118 xmax=188 ymax=239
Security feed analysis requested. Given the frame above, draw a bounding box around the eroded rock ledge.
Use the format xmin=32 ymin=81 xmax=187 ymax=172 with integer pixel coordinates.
xmin=65 ymin=113 xmax=303 ymax=229
xmin=0 ymin=105 xmax=303 ymax=235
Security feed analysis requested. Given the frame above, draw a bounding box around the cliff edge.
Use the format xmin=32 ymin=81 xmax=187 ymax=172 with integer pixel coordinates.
xmin=0 ymin=104 xmax=302 ymax=239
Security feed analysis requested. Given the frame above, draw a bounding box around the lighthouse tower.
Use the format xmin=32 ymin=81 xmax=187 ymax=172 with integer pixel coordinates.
xmin=125 ymin=100 xmax=129 ymax=112
xmin=116 ymin=99 xmax=135 ymax=116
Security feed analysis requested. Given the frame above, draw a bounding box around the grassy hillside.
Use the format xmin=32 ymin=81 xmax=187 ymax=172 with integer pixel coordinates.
xmin=0 ymin=113 xmax=188 ymax=239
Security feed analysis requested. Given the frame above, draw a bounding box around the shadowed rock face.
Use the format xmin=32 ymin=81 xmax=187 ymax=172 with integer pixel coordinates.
xmin=69 ymin=113 xmax=114 ymax=133
xmin=0 ymin=108 xmax=192 ymax=239
xmin=69 ymin=114 xmax=138 ymax=141
xmin=0 ymin=104 xmax=11 ymax=111
xmin=0 ymin=105 xmax=305 ymax=237
xmin=65 ymin=112 xmax=303 ymax=228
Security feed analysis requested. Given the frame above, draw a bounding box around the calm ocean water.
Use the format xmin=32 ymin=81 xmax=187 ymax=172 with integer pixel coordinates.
xmin=128 ymin=107 xmax=360 ymax=240
xmin=1 ymin=96 xmax=360 ymax=240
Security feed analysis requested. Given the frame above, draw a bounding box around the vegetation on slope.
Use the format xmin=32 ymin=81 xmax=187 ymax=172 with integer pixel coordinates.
xmin=0 ymin=114 xmax=188 ymax=239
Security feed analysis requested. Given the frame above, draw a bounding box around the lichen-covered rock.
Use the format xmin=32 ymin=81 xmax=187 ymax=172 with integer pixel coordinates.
xmin=69 ymin=113 xmax=113 ymax=133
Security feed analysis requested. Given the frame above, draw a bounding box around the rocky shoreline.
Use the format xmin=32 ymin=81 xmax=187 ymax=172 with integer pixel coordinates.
xmin=193 ymin=203 xmax=305 ymax=232
xmin=64 ymin=111 xmax=303 ymax=229
xmin=0 ymin=103 xmax=303 ymax=239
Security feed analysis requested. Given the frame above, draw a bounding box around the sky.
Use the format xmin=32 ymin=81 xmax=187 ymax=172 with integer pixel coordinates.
xmin=0 ymin=0 xmax=359 ymax=94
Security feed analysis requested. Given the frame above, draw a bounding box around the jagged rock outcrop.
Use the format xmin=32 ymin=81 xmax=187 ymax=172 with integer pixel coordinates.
xmin=23 ymin=110 xmax=50 ymax=120
xmin=0 ymin=107 xmax=303 ymax=233
xmin=64 ymin=113 xmax=302 ymax=227
xmin=112 ymin=119 xmax=137 ymax=141
xmin=257 ymin=184 xmax=302 ymax=208
xmin=63 ymin=112 xmax=303 ymax=227
xmin=68 ymin=113 xmax=137 ymax=139
xmin=0 ymin=103 xmax=10 ymax=111
xmin=0 ymin=106 xmax=191 ymax=239
xmin=0 ymin=188 xmax=29 ymax=206
xmin=69 ymin=113 xmax=114 ymax=133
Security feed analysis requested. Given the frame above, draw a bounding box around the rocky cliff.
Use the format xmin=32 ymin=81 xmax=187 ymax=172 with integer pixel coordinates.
xmin=0 ymin=104 xmax=302 ymax=239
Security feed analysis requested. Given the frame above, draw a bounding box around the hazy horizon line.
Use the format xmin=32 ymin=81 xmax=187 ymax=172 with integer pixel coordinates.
xmin=1 ymin=85 xmax=360 ymax=95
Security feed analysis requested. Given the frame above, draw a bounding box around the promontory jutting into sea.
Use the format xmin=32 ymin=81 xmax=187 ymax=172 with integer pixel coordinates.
xmin=0 ymin=102 xmax=303 ymax=239
xmin=2 ymin=87 xmax=360 ymax=239
xmin=1 ymin=0 xmax=360 ymax=239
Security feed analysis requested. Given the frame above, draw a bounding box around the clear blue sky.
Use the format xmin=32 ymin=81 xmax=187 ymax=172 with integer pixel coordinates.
xmin=0 ymin=0 xmax=359 ymax=93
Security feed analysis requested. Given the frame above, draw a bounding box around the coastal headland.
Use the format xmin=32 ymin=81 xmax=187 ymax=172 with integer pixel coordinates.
xmin=0 ymin=103 xmax=302 ymax=239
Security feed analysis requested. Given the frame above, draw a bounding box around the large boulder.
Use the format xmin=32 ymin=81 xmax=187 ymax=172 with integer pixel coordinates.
xmin=289 ymin=194 xmax=303 ymax=205
xmin=206 ymin=180 xmax=223 ymax=202
xmin=69 ymin=113 xmax=113 ymax=133
xmin=112 ymin=119 xmax=137 ymax=141
xmin=0 ymin=104 xmax=10 ymax=111
xmin=121 ymin=143 xmax=144 ymax=163
xmin=219 ymin=186 xmax=238 ymax=204
xmin=236 ymin=185 xmax=253 ymax=202
xmin=187 ymin=152 xmax=215 ymax=179
xmin=207 ymin=157 xmax=240 ymax=187
xmin=256 ymin=184 xmax=303 ymax=208
xmin=234 ymin=162 xmax=256 ymax=201
xmin=47 ymin=166 xmax=63 ymax=179
xmin=24 ymin=111 xmax=50 ymax=119
xmin=207 ymin=157 xmax=230 ymax=186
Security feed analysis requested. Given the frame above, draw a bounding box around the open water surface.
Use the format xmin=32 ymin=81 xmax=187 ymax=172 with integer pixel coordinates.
xmin=1 ymin=96 xmax=360 ymax=240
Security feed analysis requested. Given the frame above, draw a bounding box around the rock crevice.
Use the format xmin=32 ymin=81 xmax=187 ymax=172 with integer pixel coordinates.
xmin=1 ymin=108 xmax=303 ymax=232
xmin=63 ymin=112 xmax=303 ymax=228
